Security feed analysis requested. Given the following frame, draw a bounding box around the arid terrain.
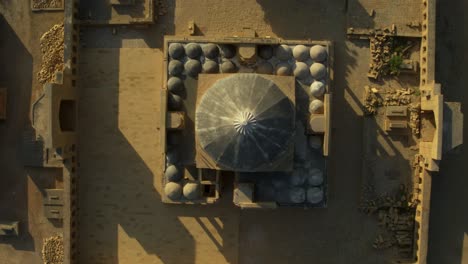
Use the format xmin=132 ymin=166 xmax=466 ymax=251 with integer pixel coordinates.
xmin=0 ymin=1 xmax=466 ymax=264
xmin=0 ymin=1 xmax=63 ymax=263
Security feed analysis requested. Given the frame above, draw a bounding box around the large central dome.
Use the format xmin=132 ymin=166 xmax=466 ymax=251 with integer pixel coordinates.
xmin=196 ymin=74 xmax=295 ymax=171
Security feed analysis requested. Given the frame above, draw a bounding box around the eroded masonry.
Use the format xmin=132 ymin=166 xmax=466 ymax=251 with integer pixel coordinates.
xmin=0 ymin=0 xmax=464 ymax=264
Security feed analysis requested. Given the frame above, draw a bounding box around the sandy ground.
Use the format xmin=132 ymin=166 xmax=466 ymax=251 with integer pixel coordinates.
xmin=77 ymin=1 xmax=398 ymax=263
xmin=0 ymin=0 xmax=466 ymax=263
xmin=0 ymin=1 xmax=64 ymax=264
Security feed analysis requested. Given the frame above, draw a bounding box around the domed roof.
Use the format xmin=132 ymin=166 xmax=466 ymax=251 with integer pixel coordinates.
xmin=168 ymin=43 xmax=185 ymax=59
xmin=202 ymin=43 xmax=219 ymax=59
xmin=185 ymin=43 xmax=202 ymax=59
xmin=202 ymin=60 xmax=219 ymax=73
xmin=293 ymin=62 xmax=309 ymax=80
xmin=196 ymin=74 xmax=295 ymax=171
xmin=310 ymin=62 xmax=327 ymax=79
xmin=164 ymin=182 xmax=182 ymax=200
xmin=293 ymin=45 xmax=309 ymax=62
xmin=310 ymin=45 xmax=327 ymax=62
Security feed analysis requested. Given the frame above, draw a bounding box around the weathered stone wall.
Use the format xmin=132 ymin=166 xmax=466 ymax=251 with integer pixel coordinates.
xmin=63 ymin=0 xmax=80 ymax=263
xmin=414 ymin=0 xmax=438 ymax=263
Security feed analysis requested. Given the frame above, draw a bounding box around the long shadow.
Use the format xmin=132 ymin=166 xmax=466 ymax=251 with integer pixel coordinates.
xmin=247 ymin=1 xmax=419 ymax=263
xmin=427 ymin=0 xmax=468 ymax=263
xmin=239 ymin=1 xmax=381 ymax=263
xmin=0 ymin=14 xmax=35 ymax=251
xmin=77 ymin=2 xmax=239 ymax=263
xmin=79 ymin=0 xmax=148 ymax=22
xmin=77 ymin=43 xmax=196 ymax=264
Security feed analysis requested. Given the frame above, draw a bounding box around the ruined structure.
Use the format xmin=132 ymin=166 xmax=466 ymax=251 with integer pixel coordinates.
xmin=0 ymin=0 xmax=464 ymax=263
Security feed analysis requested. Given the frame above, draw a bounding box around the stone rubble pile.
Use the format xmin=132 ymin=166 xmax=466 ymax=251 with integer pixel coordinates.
xmin=408 ymin=103 xmax=421 ymax=136
xmin=33 ymin=0 xmax=62 ymax=9
xmin=42 ymin=235 xmax=64 ymax=264
xmin=363 ymin=85 xmax=382 ymax=115
xmin=38 ymin=23 xmax=64 ymax=85
xmin=383 ymin=88 xmax=414 ymax=106
xmin=368 ymin=32 xmax=394 ymax=79
xmin=360 ymin=184 xmax=416 ymax=257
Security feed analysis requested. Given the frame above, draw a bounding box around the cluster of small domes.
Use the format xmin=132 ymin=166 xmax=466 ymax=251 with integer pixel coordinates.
xmin=164 ymin=42 xmax=330 ymax=205
xmin=167 ymin=42 xmax=240 ymax=111
xmin=256 ymin=44 xmax=328 ymax=82
xmin=286 ymin=168 xmax=325 ymax=204
xmin=163 ymin=150 xmax=202 ymax=201
xmin=255 ymin=167 xmax=325 ymax=205
xmin=168 ymin=42 xmax=238 ymax=77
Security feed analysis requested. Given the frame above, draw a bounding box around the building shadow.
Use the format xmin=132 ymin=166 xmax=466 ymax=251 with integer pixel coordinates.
xmin=79 ymin=0 xmax=149 ymax=22
xmin=239 ymin=1 xmax=420 ymax=263
xmin=77 ymin=3 xmax=239 ymax=262
xmin=0 ymin=14 xmax=35 ymax=252
xmin=428 ymin=0 xmax=468 ymax=263
xmin=75 ymin=0 xmax=435 ymax=263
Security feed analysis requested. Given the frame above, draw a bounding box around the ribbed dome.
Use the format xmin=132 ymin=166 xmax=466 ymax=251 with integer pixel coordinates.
xmin=196 ymin=74 xmax=295 ymax=171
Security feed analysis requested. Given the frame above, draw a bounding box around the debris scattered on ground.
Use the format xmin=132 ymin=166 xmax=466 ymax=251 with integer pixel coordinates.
xmin=368 ymin=28 xmax=414 ymax=79
xmin=360 ymin=184 xmax=415 ymax=214
xmin=368 ymin=27 xmax=395 ymax=79
xmin=373 ymin=233 xmax=395 ymax=249
xmin=361 ymin=184 xmax=416 ymax=258
xmin=364 ymin=85 xmax=383 ymax=115
xmin=408 ymin=103 xmax=421 ymax=136
xmin=157 ymin=0 xmax=168 ymax=16
xmin=383 ymin=88 xmax=414 ymax=106
xmin=42 ymin=235 xmax=64 ymax=264
xmin=37 ymin=24 xmax=64 ymax=85
xmin=32 ymin=0 xmax=63 ymax=9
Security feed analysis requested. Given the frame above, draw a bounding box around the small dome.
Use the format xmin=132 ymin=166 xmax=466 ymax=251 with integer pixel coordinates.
xmin=183 ymin=182 xmax=201 ymax=200
xmin=293 ymin=45 xmax=310 ymax=62
xmin=258 ymin=45 xmax=273 ymax=60
xmin=220 ymin=59 xmax=237 ymax=73
xmin=220 ymin=44 xmax=236 ymax=58
xmin=168 ymin=43 xmax=185 ymax=59
xmin=168 ymin=93 xmax=183 ymax=110
xmin=276 ymin=62 xmax=291 ymax=76
xmin=165 ymin=165 xmax=182 ymax=182
xmin=168 ymin=60 xmax=184 ymax=76
xmin=202 ymin=43 xmax=219 ymax=59
xmin=165 ymin=149 xmax=179 ymax=166
xmin=308 ymin=136 xmax=322 ymax=150
xmin=185 ymin=43 xmax=202 ymax=59
xmin=307 ymin=168 xmax=324 ymax=186
xmin=293 ymin=62 xmax=309 ymax=80
xmin=165 ymin=182 xmax=182 ymax=200
xmin=203 ymin=60 xmax=219 ymax=73
xmin=289 ymin=187 xmax=306 ymax=203
xmin=309 ymin=99 xmax=324 ymax=114
xmin=310 ymin=45 xmax=327 ymax=62
xmin=309 ymin=63 xmax=327 ymax=79
xmin=290 ymin=169 xmax=306 ymax=186
xmin=310 ymin=80 xmax=325 ymax=97
xmin=167 ymin=77 xmax=184 ymax=95
xmin=185 ymin=59 xmax=202 ymax=77
xmin=307 ymin=187 xmax=323 ymax=204
xmin=275 ymin=44 xmax=292 ymax=61
xmin=256 ymin=61 xmax=274 ymax=74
